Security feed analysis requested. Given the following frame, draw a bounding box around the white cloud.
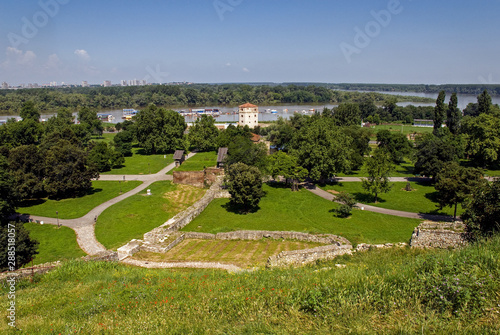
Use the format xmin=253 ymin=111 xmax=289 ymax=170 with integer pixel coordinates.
xmin=45 ymin=54 xmax=60 ymax=68
xmin=242 ymin=67 xmax=250 ymax=72
xmin=74 ymin=49 xmax=90 ymax=61
xmin=0 ymin=47 xmax=37 ymax=71
xmin=226 ymin=62 xmax=231 ymax=67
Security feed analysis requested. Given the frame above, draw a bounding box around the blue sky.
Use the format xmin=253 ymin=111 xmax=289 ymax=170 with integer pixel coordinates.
xmin=1 ymin=0 xmax=499 ymax=85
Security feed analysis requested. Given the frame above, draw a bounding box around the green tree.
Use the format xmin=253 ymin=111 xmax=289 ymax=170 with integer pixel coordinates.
xmin=0 ymin=156 xmax=17 ymax=217
xmin=334 ymin=191 xmax=356 ymax=218
xmin=225 ymin=162 xmax=265 ymax=212
xmin=462 ymin=178 xmax=500 ymax=238
xmin=113 ymin=130 xmax=134 ymax=157
xmin=44 ymin=140 xmax=99 ymax=199
xmin=0 ymin=221 xmax=39 ymax=271
xmin=188 ymin=115 xmax=219 ymax=152
xmin=332 ymin=103 xmax=361 ymax=127
xmin=20 ymin=101 xmax=40 ymax=122
xmin=435 ymin=162 xmax=485 ymax=220
xmin=461 ymin=112 xmax=500 ymax=168
xmin=446 ymin=93 xmax=461 ymax=135
xmin=376 ymin=130 xmax=413 ymax=164
xmin=87 ymin=141 xmax=124 ymax=172
xmin=433 ymin=91 xmax=446 ymax=135
xmin=291 ymin=117 xmax=353 ymax=182
xmin=226 ymin=136 xmax=268 ymax=172
xmin=135 ymin=104 xmax=187 ymax=154
xmin=78 ymin=107 xmax=103 ymax=136
xmin=414 ymin=132 xmax=462 ymax=179
xmin=343 ymin=126 xmax=371 ymax=170
xmin=477 ymin=89 xmax=492 ymax=115
xmin=8 ymin=145 xmax=45 ymax=200
xmin=267 ymin=151 xmax=308 ymax=191
xmin=362 ymin=149 xmax=393 ymax=203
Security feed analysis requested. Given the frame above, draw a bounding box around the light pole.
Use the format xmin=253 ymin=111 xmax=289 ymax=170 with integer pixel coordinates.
xmin=148 ymin=162 xmax=150 ymax=174
xmin=56 ymin=211 xmax=59 ymax=228
xmin=119 ymin=180 xmax=122 ymax=194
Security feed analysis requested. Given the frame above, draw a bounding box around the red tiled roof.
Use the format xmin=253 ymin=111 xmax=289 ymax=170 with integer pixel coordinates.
xmin=239 ymin=103 xmax=258 ymax=108
xmin=251 ymin=133 xmax=261 ymax=142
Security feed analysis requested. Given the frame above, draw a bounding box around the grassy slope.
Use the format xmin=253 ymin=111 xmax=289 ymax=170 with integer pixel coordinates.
xmin=320 ymin=181 xmax=464 ymax=217
xmin=24 ymin=223 xmax=86 ymax=265
xmin=183 ymin=183 xmax=422 ymax=245
xmin=101 ymin=147 xmax=174 ymax=175
xmin=2 ymin=237 xmax=498 ymax=334
xmin=95 ymin=181 xmax=206 ymax=250
xmin=17 ymin=181 xmax=142 ymax=219
xmin=167 ymin=151 xmax=218 ymax=174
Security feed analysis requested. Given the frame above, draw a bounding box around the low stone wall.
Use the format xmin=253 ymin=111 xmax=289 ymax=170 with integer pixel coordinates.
xmin=142 ymin=176 xmax=229 ymax=247
xmin=82 ymin=250 xmax=118 ymax=262
xmin=267 ymin=244 xmax=353 ymax=267
xmin=214 ymin=231 xmax=351 ymax=245
xmin=410 ymin=221 xmax=468 ymax=249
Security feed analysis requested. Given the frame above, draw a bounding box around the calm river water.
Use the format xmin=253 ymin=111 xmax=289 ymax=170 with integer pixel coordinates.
xmin=1 ymin=92 xmax=498 ymax=124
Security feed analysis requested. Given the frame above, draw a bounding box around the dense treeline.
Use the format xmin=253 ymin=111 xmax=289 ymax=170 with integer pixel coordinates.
xmin=0 ymin=84 xmax=434 ymax=115
xmin=313 ymin=83 xmax=500 ymax=96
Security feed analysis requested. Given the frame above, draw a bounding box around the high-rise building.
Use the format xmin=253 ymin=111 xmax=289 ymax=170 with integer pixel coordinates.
xmin=103 ymin=80 xmax=112 ymax=87
xmin=121 ymin=80 xmax=127 ymax=86
xmin=238 ymin=103 xmax=259 ymax=129
xmin=82 ymin=81 xmax=89 ymax=87
xmin=1 ymin=82 xmax=8 ymax=89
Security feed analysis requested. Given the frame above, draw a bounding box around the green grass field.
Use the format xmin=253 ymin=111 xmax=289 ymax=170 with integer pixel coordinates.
xmin=167 ymin=151 xmax=218 ymax=174
xmin=135 ymin=239 xmax=325 ymax=268
xmin=183 ymin=183 xmax=422 ymax=245
xmin=95 ymin=181 xmax=206 ymax=250
xmin=2 ymin=237 xmax=498 ymax=334
xmin=91 ymin=132 xmax=117 ymax=143
xmin=24 ymin=223 xmax=86 ymax=265
xmin=17 ymin=180 xmax=142 ymax=219
xmin=369 ymin=124 xmax=434 ymax=136
xmin=320 ymin=181 xmax=463 ymax=217
xmin=101 ymin=147 xmax=174 ymax=175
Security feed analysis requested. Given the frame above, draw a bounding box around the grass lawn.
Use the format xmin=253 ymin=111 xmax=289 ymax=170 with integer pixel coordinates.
xmin=337 ymin=160 xmax=415 ymax=178
xmin=167 ymin=151 xmax=218 ymax=175
xmin=95 ymin=181 xmax=206 ymax=250
xmin=17 ymin=180 xmax=142 ymax=219
xmin=182 ymin=183 xmax=422 ymax=245
xmin=319 ymin=181 xmax=463 ymax=217
xmin=24 ymin=222 xmax=86 ymax=265
xmin=134 ymin=239 xmax=325 ymax=268
xmin=91 ymin=132 xmax=116 ymax=143
xmin=5 ymin=238 xmax=497 ymax=333
xmin=101 ymin=147 xmax=174 ymax=175
xmin=369 ymin=124 xmax=434 ymax=136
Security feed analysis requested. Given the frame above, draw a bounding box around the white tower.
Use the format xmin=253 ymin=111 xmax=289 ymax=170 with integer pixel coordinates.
xmin=238 ymin=103 xmax=259 ymax=128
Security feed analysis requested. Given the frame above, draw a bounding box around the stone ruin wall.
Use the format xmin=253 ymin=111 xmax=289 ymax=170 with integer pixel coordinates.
xmin=410 ymin=221 xmax=468 ymax=249
xmin=267 ymin=244 xmax=353 ymax=268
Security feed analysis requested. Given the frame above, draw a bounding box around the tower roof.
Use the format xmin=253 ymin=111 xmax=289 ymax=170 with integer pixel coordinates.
xmin=239 ymin=103 xmax=258 ymax=108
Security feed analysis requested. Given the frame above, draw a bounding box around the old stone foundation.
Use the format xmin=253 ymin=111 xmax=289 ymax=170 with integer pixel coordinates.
xmin=410 ymin=221 xmax=468 ymax=249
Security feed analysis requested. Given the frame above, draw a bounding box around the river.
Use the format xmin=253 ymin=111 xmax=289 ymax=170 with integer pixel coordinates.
xmin=1 ymin=92 xmax=499 ymax=124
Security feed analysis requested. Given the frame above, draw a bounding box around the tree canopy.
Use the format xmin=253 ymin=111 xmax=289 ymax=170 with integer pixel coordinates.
xmin=361 ymin=149 xmax=393 ymax=203
xmin=188 ymin=114 xmax=220 ymax=152
xmin=224 ymin=162 xmax=265 ymax=213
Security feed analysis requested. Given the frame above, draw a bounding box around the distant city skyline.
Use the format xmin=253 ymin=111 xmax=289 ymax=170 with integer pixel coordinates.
xmin=1 ymin=0 xmax=499 ymax=86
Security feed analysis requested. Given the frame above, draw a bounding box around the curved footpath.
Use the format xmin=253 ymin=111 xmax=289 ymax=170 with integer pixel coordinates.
xmin=304 ymin=181 xmax=456 ymax=222
xmin=28 ymin=152 xmax=197 ymax=255
xmin=25 ymin=157 xmax=457 ymax=259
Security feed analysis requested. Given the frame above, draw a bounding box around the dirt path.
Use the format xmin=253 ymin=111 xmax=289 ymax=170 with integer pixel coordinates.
xmin=121 ymin=258 xmax=242 ymax=272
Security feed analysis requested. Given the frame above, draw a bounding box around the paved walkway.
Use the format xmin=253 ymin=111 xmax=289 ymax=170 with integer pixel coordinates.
xmin=304 ymin=182 xmax=456 ymax=222
xmin=28 ymin=152 xmax=197 ymax=255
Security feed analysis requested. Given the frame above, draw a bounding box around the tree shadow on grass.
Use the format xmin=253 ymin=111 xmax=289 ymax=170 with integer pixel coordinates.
xmin=351 ymin=192 xmax=386 ymax=204
xmin=221 ymin=201 xmax=261 ymax=215
xmin=423 ymin=190 xmax=450 ymax=215
xmin=17 ymin=198 xmax=46 ymax=208
xmin=265 ymin=181 xmax=289 ymax=189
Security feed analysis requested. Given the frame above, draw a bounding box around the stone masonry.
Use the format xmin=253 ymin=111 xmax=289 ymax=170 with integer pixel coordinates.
xmin=410 ymin=221 xmax=468 ymax=249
